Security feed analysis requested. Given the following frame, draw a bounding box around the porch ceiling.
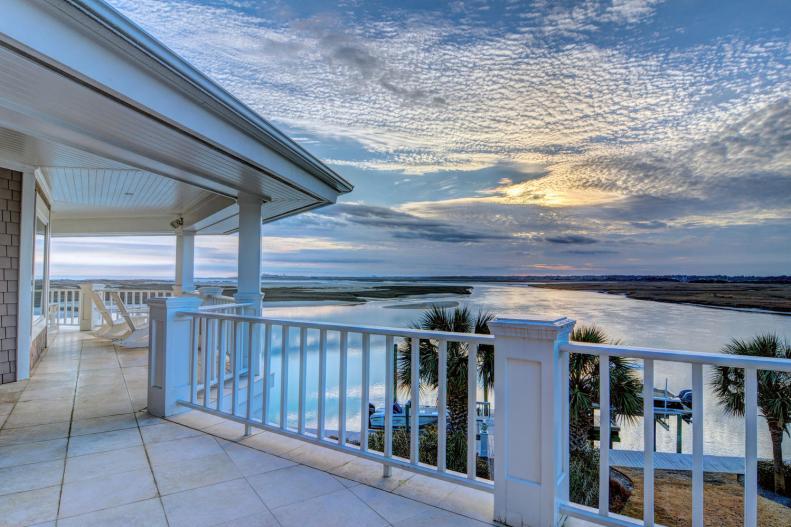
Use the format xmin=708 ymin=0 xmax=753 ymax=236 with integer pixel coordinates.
xmin=0 ymin=0 xmax=352 ymax=236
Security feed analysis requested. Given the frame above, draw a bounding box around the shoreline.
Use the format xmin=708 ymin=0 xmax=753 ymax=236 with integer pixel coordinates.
xmin=529 ymin=281 xmax=791 ymax=314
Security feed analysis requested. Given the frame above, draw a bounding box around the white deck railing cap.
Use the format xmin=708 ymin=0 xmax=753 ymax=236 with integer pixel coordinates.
xmin=488 ymin=316 xmax=576 ymax=339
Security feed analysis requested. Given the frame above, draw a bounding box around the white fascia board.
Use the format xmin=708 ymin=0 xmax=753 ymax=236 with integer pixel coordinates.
xmin=0 ymin=0 xmax=351 ymax=202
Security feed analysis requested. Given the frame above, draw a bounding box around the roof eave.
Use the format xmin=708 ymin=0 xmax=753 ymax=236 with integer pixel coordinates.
xmin=61 ymin=0 xmax=353 ymax=195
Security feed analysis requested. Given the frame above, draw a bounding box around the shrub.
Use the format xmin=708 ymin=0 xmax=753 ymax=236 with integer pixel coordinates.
xmin=368 ymin=425 xmax=491 ymax=479
xmin=757 ymin=459 xmax=791 ymax=498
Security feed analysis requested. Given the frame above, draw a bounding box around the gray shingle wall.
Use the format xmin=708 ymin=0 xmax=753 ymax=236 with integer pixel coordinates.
xmin=0 ymin=167 xmax=21 ymax=384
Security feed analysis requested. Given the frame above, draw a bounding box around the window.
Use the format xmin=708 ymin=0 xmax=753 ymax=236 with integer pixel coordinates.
xmin=32 ymin=217 xmax=47 ymax=319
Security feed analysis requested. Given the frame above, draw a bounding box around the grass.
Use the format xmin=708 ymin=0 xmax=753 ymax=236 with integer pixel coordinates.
xmin=618 ymin=469 xmax=791 ymax=527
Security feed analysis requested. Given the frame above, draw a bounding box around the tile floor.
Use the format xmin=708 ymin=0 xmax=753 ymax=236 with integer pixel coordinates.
xmin=0 ymin=328 xmax=499 ymax=527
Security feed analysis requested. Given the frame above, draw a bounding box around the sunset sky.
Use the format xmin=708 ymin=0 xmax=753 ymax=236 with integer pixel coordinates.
xmin=52 ymin=0 xmax=791 ymax=278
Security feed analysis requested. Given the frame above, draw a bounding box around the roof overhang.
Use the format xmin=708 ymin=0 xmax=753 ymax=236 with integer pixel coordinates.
xmin=0 ymin=0 xmax=352 ymax=235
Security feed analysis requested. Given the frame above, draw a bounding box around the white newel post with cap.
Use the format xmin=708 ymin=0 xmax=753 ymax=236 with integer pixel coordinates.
xmin=488 ymin=317 xmax=575 ymax=527
xmin=147 ymin=295 xmax=203 ymax=417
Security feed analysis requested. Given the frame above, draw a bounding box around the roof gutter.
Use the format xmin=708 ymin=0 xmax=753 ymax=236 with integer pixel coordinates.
xmin=60 ymin=0 xmax=353 ymax=194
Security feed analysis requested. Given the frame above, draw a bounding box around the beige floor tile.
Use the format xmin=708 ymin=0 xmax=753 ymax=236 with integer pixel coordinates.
xmin=286 ymin=442 xmax=357 ymax=472
xmin=390 ymin=508 xmax=493 ymax=526
xmin=332 ymin=457 xmax=414 ymax=492
xmin=239 ymin=430 xmax=304 ymax=457
xmin=146 ymin=434 xmax=223 ymax=465
xmin=70 ymin=413 xmax=138 ymax=436
xmin=57 ymin=497 xmax=167 ymax=527
xmin=440 ymin=483 xmax=495 ymax=523
xmin=67 ymin=427 xmax=142 ymax=457
xmin=0 ymin=485 xmax=61 ymax=526
xmin=72 ymin=399 xmax=133 ymax=420
xmin=0 ymin=438 xmax=68 ymax=469
xmin=65 ymin=445 xmax=149 ymax=483
xmin=17 ymin=385 xmax=76 ymax=402
xmin=0 ymin=459 xmax=64 ymax=496
xmin=211 ymin=511 xmax=280 ymax=527
xmin=59 ymin=467 xmax=157 ymax=518
xmin=0 ymin=421 xmax=70 ymax=447
xmin=161 ymin=478 xmax=268 ymax=527
xmin=247 ymin=464 xmax=345 ymax=509
xmin=220 ymin=440 xmax=296 ymax=476
xmin=167 ymin=409 xmax=226 ymax=429
xmin=391 ymin=472 xmax=457 ymax=505
xmin=3 ymin=405 xmax=72 ymax=428
xmin=140 ymin=422 xmax=202 ymax=444
xmin=135 ymin=410 xmax=165 ymax=427
xmin=271 ymin=488 xmax=388 ymax=527
xmin=349 ymin=483 xmax=435 ymax=523
xmin=152 ymin=452 xmax=241 ymax=495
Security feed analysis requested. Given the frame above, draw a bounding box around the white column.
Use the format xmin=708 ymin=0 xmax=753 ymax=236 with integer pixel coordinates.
xmin=15 ymin=171 xmax=35 ymax=381
xmin=488 ymin=317 xmax=576 ymax=527
xmin=234 ymin=193 xmax=264 ymax=309
xmin=173 ymin=229 xmax=195 ymax=295
xmin=234 ymin=194 xmax=264 ymax=380
xmin=78 ymin=283 xmax=96 ymax=331
xmin=147 ymin=295 xmax=203 ymax=417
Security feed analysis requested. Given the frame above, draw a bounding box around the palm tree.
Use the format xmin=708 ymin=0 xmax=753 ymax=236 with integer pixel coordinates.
xmin=569 ymin=326 xmax=643 ymax=453
xmin=397 ymin=305 xmax=495 ymax=434
xmin=711 ymin=334 xmax=791 ymax=494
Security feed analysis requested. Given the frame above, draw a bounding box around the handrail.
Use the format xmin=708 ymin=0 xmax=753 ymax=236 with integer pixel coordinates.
xmin=172 ymin=308 xmax=495 ymax=492
xmin=561 ymin=341 xmax=791 ymax=372
xmin=198 ymin=303 xmax=254 ymax=312
xmin=177 ymin=309 xmax=496 ymax=344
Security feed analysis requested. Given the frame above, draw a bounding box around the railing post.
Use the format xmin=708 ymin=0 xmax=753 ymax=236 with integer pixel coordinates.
xmin=79 ymin=282 xmax=97 ymax=331
xmin=234 ymin=291 xmax=264 ymax=374
xmin=488 ymin=317 xmax=575 ymax=527
xmin=147 ymin=296 xmax=203 ymax=417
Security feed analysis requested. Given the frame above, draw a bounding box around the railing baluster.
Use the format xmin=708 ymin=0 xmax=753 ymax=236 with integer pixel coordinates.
xmin=437 ymin=339 xmax=447 ymax=472
xmin=467 ymin=340 xmax=477 ymax=479
xmin=230 ymin=321 xmax=239 ymax=416
xmin=262 ymin=324 xmax=272 ymax=425
xmin=280 ymin=325 xmax=290 ymax=430
xmin=410 ymin=337 xmax=420 ymax=464
xmin=643 ymin=358 xmax=655 ymax=527
xmin=338 ymin=331 xmax=348 ymax=446
xmin=190 ymin=317 xmax=199 ymax=404
xmin=599 ymin=353 xmax=610 ymax=516
xmin=202 ymin=318 xmax=211 ymax=408
xmin=216 ymin=319 xmax=225 ymax=412
xmin=384 ymin=335 xmax=394 ymax=477
xmin=245 ymin=322 xmax=255 ymax=423
xmin=298 ymin=327 xmax=307 ymax=435
xmin=318 ymin=329 xmax=327 ymax=440
xmin=692 ymin=363 xmax=704 ymax=527
xmin=360 ymin=333 xmax=370 ymax=453
xmin=744 ymin=367 xmax=758 ymax=527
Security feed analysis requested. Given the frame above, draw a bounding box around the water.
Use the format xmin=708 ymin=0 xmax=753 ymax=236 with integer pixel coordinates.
xmin=260 ymin=282 xmax=791 ymax=459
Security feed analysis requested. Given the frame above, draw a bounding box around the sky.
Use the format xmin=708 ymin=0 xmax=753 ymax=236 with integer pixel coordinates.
xmin=52 ymin=0 xmax=791 ymax=278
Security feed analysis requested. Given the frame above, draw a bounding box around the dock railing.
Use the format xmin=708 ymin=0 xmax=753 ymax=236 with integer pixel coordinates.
xmin=146 ymin=300 xmax=790 ymax=527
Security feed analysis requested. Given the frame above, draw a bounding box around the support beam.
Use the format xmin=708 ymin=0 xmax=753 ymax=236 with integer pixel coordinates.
xmin=15 ymin=171 xmax=35 ymax=381
xmin=173 ymin=229 xmax=195 ymax=296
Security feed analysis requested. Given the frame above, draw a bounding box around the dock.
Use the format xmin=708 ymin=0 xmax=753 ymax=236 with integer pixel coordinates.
xmin=610 ymin=449 xmax=745 ymax=474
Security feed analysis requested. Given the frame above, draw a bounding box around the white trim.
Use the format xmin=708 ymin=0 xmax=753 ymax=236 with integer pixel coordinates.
xmin=15 ymin=171 xmax=35 ymax=380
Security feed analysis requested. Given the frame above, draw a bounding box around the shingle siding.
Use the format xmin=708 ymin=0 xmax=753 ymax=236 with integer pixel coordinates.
xmin=0 ymin=168 xmax=21 ymax=384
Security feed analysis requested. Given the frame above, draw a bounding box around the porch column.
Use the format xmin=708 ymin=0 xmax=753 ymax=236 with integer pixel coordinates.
xmin=488 ymin=317 xmax=575 ymax=527
xmin=234 ymin=193 xmax=264 ymax=310
xmin=173 ymin=229 xmax=195 ymax=295
xmin=147 ymin=295 xmax=203 ymax=417
xmin=15 ymin=170 xmax=36 ymax=381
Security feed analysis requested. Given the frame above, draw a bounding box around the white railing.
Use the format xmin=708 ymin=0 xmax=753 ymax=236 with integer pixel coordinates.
xmin=146 ymin=307 xmax=790 ymax=527
xmin=49 ymin=288 xmax=80 ymax=325
xmin=557 ymin=341 xmax=791 ymax=527
xmin=178 ymin=310 xmax=495 ymax=491
xmin=49 ymin=286 xmax=173 ymax=326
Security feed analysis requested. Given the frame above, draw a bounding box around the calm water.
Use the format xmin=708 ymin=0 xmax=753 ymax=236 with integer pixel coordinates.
xmin=260 ymin=282 xmax=791 ymax=459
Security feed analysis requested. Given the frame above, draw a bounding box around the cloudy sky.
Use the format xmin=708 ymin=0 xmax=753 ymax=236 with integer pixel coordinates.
xmin=52 ymin=0 xmax=791 ymax=278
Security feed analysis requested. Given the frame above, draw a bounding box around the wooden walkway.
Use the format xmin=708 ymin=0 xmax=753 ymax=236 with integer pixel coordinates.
xmin=610 ymin=449 xmax=745 ymax=474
